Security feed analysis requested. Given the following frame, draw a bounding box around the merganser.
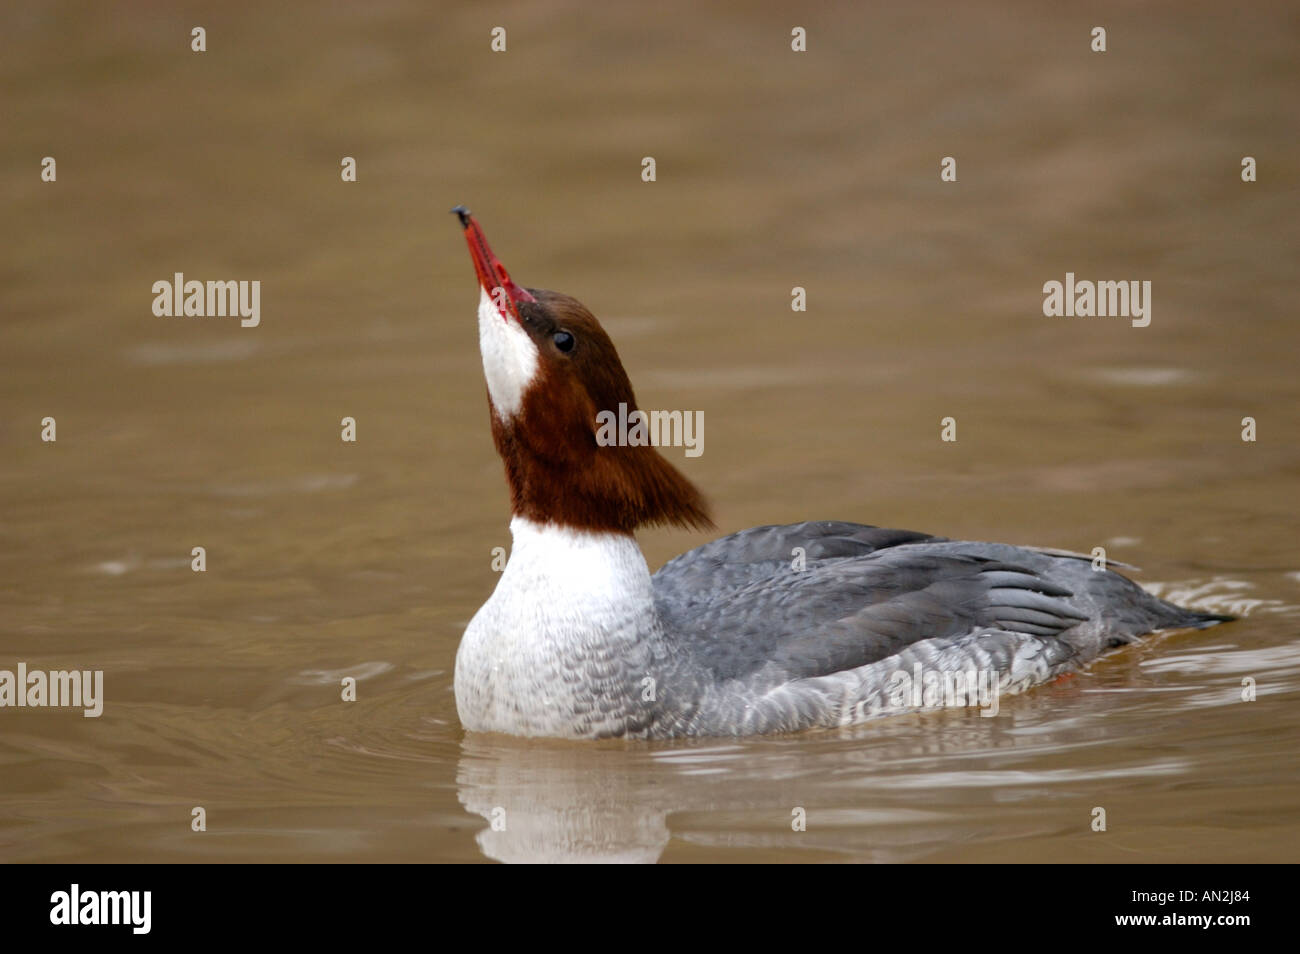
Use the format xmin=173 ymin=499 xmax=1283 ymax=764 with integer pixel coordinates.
xmin=449 ymin=206 xmax=1233 ymax=740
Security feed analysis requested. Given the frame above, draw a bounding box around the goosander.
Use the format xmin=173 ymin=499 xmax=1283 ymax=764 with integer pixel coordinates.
xmin=450 ymin=207 xmax=1232 ymax=740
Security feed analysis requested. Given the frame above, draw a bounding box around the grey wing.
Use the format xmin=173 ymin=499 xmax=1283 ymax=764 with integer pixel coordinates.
xmin=652 ymin=521 xmax=938 ymax=619
xmin=652 ymin=521 xmax=1219 ymax=687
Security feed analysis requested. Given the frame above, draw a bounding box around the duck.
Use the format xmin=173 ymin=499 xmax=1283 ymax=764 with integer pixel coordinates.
xmin=449 ymin=206 xmax=1232 ymax=739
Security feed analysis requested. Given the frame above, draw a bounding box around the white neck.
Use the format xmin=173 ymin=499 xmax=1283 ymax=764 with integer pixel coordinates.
xmin=503 ymin=515 xmax=651 ymax=596
xmin=455 ymin=517 xmax=664 ymax=737
xmin=477 ymin=288 xmax=537 ymax=419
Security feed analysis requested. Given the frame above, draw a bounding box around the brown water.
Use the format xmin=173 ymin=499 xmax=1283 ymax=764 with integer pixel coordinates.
xmin=2 ymin=1 xmax=1298 ymax=862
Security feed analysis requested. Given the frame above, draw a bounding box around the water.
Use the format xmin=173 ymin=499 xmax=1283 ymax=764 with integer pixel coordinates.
xmin=2 ymin=1 xmax=1298 ymax=862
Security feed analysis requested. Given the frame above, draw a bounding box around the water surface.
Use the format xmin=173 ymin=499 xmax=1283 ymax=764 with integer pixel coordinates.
xmin=2 ymin=1 xmax=1298 ymax=862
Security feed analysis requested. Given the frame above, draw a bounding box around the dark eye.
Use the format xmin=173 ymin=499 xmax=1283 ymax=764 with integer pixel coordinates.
xmin=553 ymin=330 xmax=575 ymax=353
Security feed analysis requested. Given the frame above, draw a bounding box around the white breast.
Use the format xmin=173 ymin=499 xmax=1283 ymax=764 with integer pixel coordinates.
xmin=455 ymin=517 xmax=667 ymax=738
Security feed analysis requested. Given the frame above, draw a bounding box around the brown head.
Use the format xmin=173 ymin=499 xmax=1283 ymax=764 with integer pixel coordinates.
xmin=452 ymin=207 xmax=713 ymax=536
